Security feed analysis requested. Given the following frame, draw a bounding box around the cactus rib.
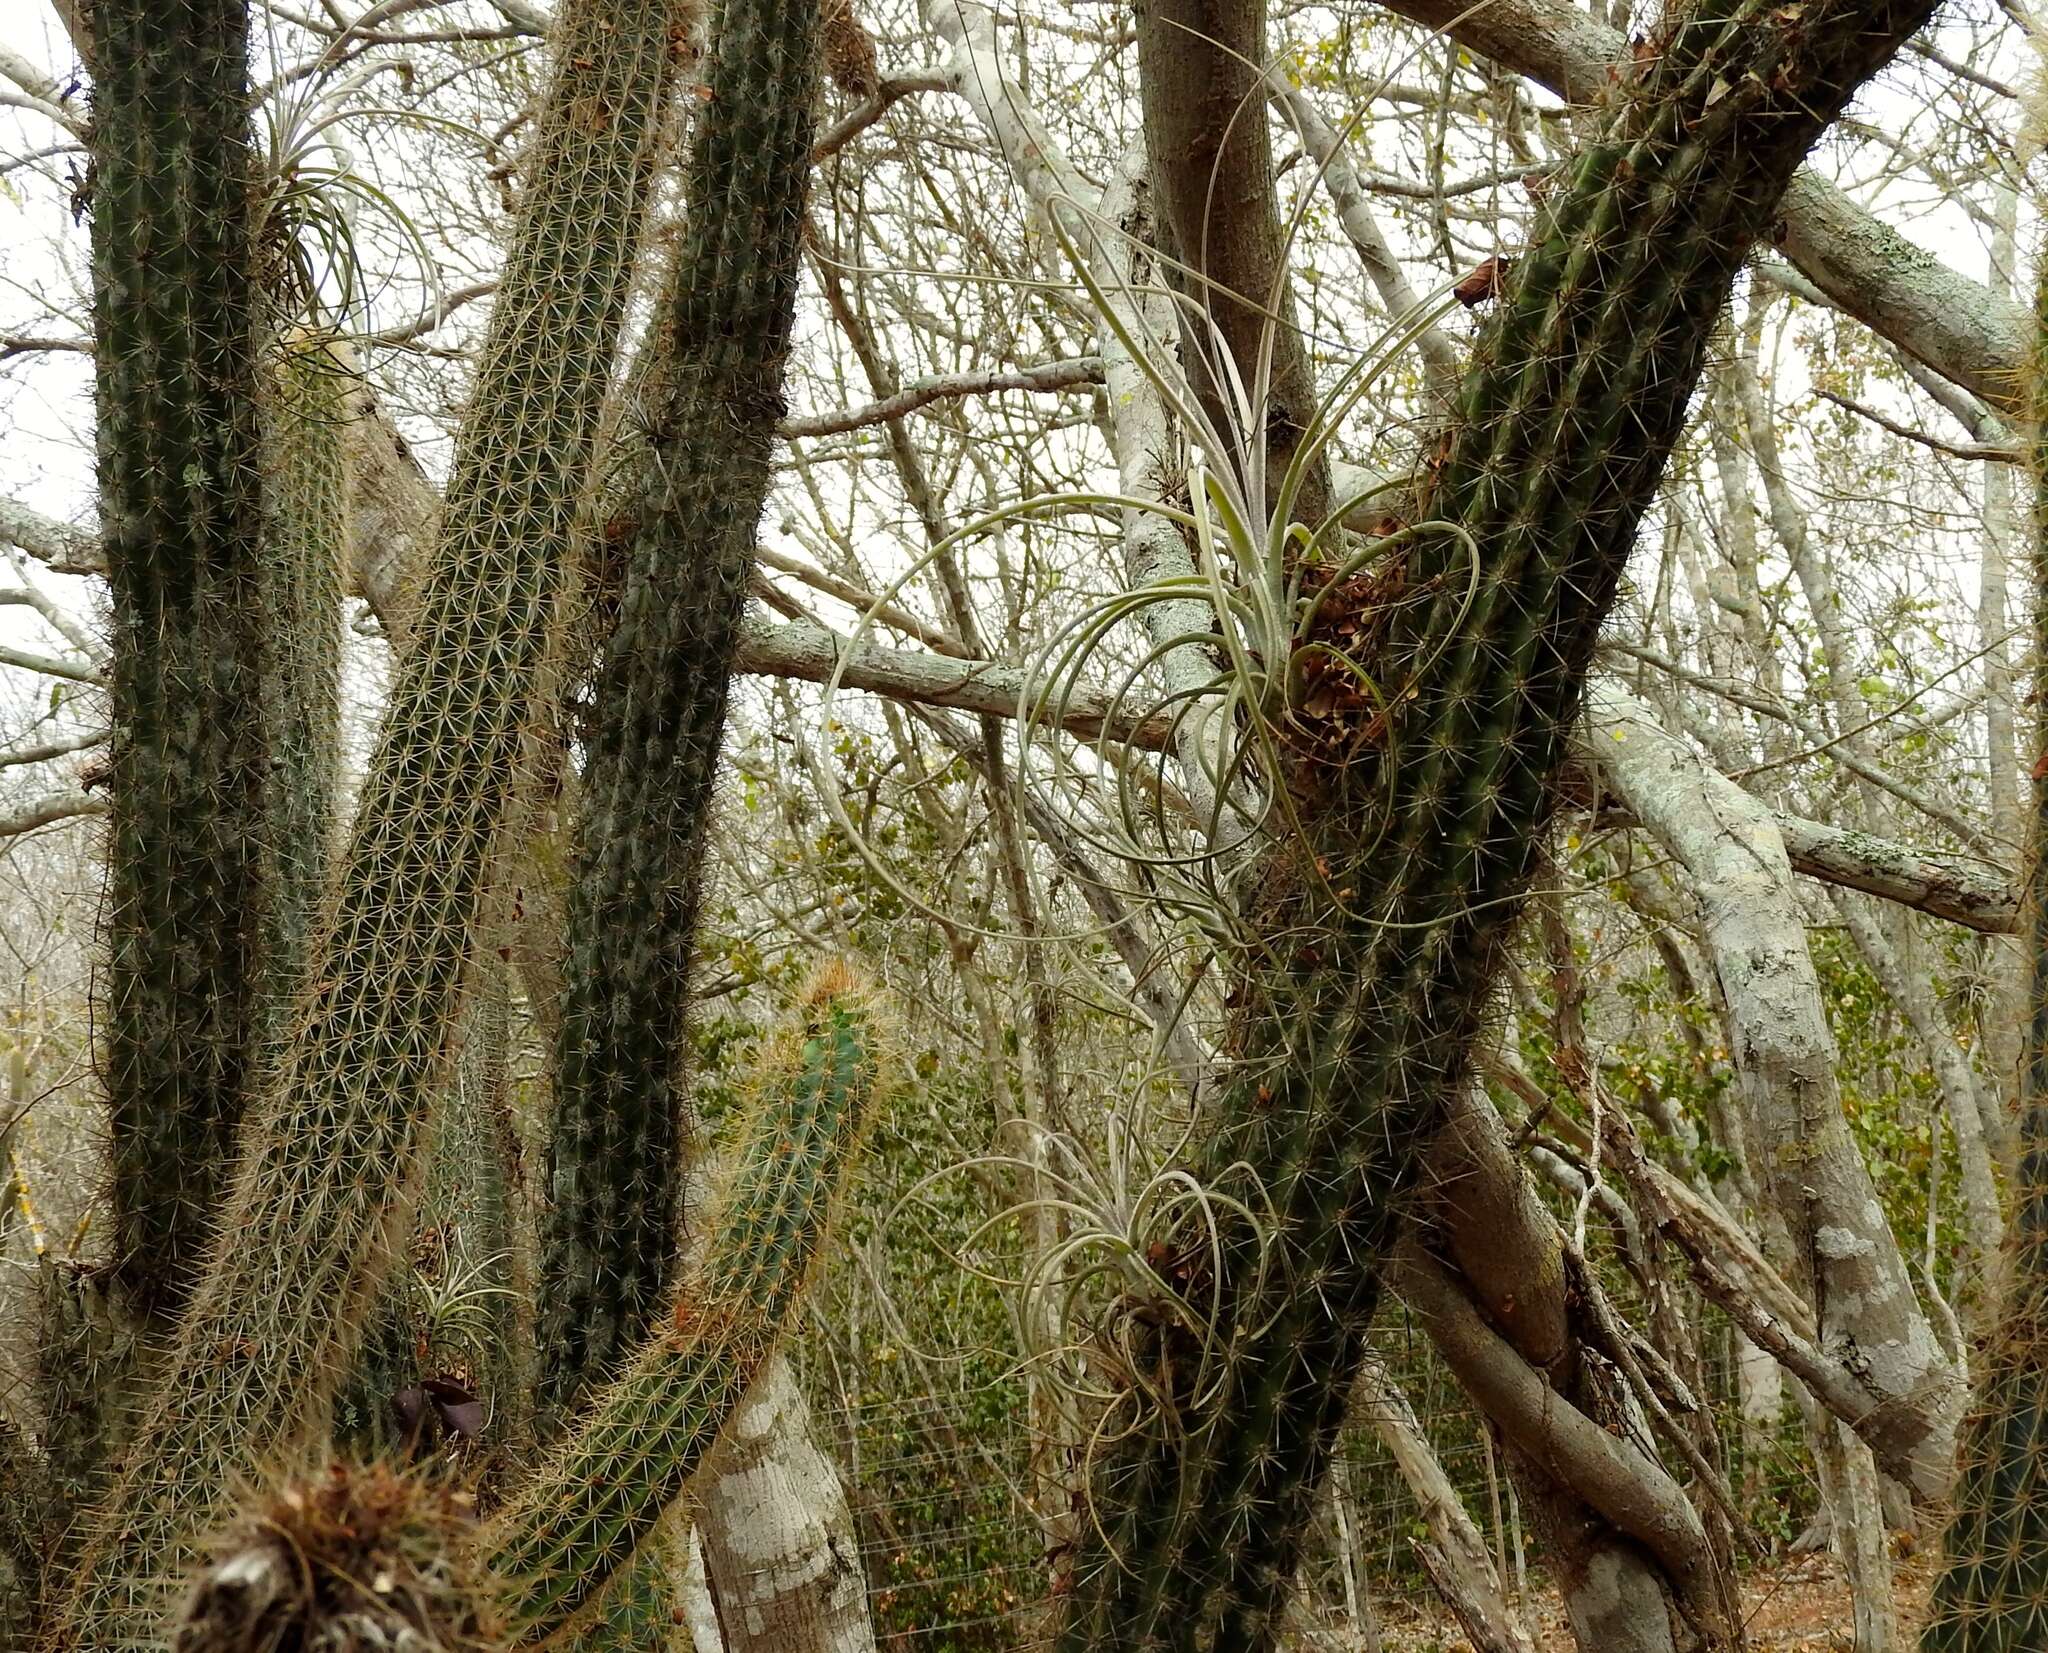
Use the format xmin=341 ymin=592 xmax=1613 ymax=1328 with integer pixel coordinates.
xmin=1060 ymin=3 xmax=1941 ymax=1649
xmin=49 ymin=0 xmax=685 ymax=1642
xmin=89 ymin=0 xmax=271 ymax=1320
xmin=537 ymin=0 xmax=826 ymax=1412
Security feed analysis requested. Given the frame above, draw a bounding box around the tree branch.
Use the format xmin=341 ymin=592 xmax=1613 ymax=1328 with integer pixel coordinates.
xmin=1373 ymin=0 xmax=2032 ymax=411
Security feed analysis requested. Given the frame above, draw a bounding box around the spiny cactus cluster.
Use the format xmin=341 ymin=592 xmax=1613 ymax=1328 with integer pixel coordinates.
xmin=159 ymin=969 xmax=883 ymax=1653
xmin=48 ymin=0 xmax=686 ymax=1640
xmin=492 ymin=965 xmax=888 ymax=1642
xmin=89 ymin=0 xmax=271 ymax=1322
xmin=537 ymin=0 xmax=825 ymax=1414
xmin=1919 ymin=256 xmax=2048 ymax=1652
xmin=169 ymin=1461 xmax=500 ymax=1653
xmin=1058 ymin=1 xmax=1940 ymax=1647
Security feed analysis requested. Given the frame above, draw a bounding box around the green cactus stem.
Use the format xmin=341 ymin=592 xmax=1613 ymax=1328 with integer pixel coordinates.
xmin=552 ymin=1523 xmax=696 ymax=1653
xmin=257 ymin=330 xmax=348 ymax=1037
xmin=536 ymin=0 xmax=824 ymax=1412
xmin=1058 ymin=3 xmax=1941 ymax=1650
xmin=487 ymin=965 xmax=886 ymax=1645
xmin=48 ymin=1 xmax=685 ymax=1643
xmin=1919 ymin=251 xmax=2048 ymax=1653
xmin=89 ymin=0 xmax=271 ymax=1321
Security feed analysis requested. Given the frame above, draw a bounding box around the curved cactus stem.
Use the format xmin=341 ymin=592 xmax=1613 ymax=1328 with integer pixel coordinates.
xmin=1058 ymin=2 xmax=1941 ymax=1649
xmin=47 ymin=1 xmax=685 ymax=1643
xmin=536 ymin=0 xmax=825 ymax=1413
xmin=488 ymin=967 xmax=888 ymax=1646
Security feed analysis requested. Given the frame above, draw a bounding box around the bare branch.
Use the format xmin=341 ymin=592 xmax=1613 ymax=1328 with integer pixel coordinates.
xmin=780 ymin=355 xmax=1103 ymax=438
xmin=734 ymin=613 xmax=1174 ymax=750
xmin=0 ymin=791 xmax=105 ymax=838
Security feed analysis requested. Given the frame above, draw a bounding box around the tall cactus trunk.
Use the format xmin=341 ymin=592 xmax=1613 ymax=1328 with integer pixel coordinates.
xmin=1920 ymin=251 xmax=2048 ymax=1652
xmin=487 ymin=965 xmax=889 ymax=1644
xmin=89 ymin=0 xmax=270 ymax=1325
xmin=333 ymin=915 xmax=531 ymax=1461
xmin=47 ymin=2 xmax=684 ymax=1642
xmin=536 ymin=0 xmax=825 ymax=1414
xmin=1059 ymin=3 xmax=1940 ymax=1649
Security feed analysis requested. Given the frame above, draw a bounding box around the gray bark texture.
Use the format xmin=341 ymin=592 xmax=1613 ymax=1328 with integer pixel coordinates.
xmin=1585 ymin=682 xmax=1964 ymax=1500
xmin=695 ymin=1355 xmax=876 ymax=1653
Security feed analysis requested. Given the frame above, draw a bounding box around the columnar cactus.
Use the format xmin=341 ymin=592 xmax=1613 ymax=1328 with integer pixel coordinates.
xmin=48 ymin=0 xmax=685 ymax=1641
xmin=1059 ymin=2 xmax=1940 ymax=1648
xmin=1919 ymin=261 xmax=2048 ymax=1652
xmin=89 ymin=0 xmax=270 ymax=1320
xmin=554 ymin=1525 xmax=695 ymax=1653
xmin=536 ymin=0 xmax=824 ymax=1409
xmin=257 ymin=331 xmax=348 ymax=1034
xmin=490 ymin=965 xmax=887 ymax=1643
xmin=334 ymin=938 xmax=527 ymax=1460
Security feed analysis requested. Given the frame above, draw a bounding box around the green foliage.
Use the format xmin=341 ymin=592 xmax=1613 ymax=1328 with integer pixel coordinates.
xmin=487 ymin=965 xmax=889 ymax=1643
xmin=538 ymin=0 xmax=827 ymax=1413
xmin=49 ymin=0 xmax=683 ymax=1639
xmin=1057 ymin=3 xmax=1941 ymax=1648
xmin=89 ymin=0 xmax=271 ymax=1321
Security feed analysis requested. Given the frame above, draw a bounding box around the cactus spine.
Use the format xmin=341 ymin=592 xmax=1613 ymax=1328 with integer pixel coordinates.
xmin=48 ymin=0 xmax=685 ymax=1641
xmin=1059 ymin=3 xmax=1940 ymax=1648
xmin=1919 ymin=259 xmax=2048 ymax=1652
xmin=89 ymin=0 xmax=270 ymax=1320
xmin=537 ymin=0 xmax=825 ymax=1412
xmin=554 ymin=1522 xmax=696 ymax=1653
xmin=488 ymin=966 xmax=886 ymax=1644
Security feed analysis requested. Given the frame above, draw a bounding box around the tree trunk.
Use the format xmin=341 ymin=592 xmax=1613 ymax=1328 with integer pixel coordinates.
xmin=693 ymin=1355 xmax=875 ymax=1653
xmin=1584 ymin=682 xmax=1963 ymax=1499
xmin=1399 ymin=1085 xmax=1727 ymax=1652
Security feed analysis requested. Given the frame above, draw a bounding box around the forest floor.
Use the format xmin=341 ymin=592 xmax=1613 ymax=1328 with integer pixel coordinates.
xmin=1371 ymin=1550 xmax=1936 ymax=1650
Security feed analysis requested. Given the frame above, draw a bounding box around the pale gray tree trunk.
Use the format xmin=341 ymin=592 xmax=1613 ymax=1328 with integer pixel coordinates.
xmin=1807 ymin=1403 xmax=1895 ymax=1653
xmin=1735 ymin=1332 xmax=1783 ymax=1503
xmin=1974 ymin=175 xmax=2025 ymax=1166
xmin=693 ymin=1355 xmax=876 ymax=1653
xmin=1584 ymin=682 xmax=1963 ymax=1503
